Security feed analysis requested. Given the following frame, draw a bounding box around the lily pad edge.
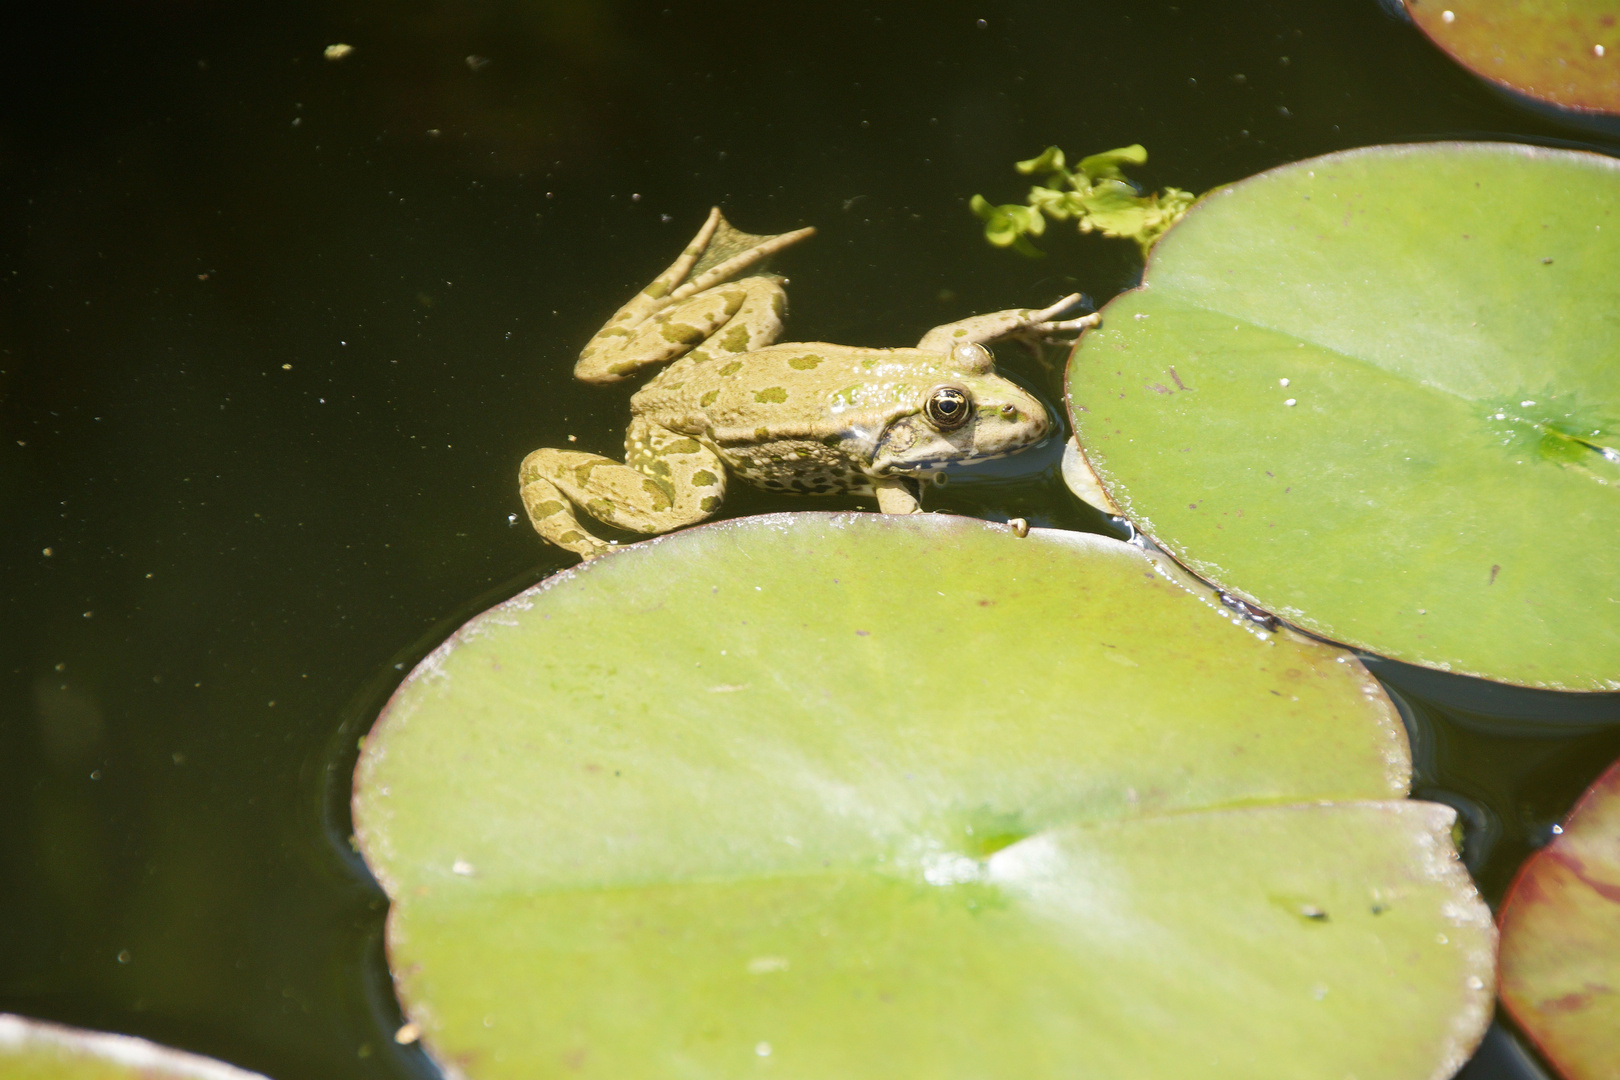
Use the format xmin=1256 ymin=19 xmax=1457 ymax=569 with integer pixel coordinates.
xmin=0 ymin=1013 xmax=271 ymax=1080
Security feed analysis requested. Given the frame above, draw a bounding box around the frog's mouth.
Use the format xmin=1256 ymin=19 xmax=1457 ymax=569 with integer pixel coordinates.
xmin=870 ymin=409 xmax=1050 ymax=476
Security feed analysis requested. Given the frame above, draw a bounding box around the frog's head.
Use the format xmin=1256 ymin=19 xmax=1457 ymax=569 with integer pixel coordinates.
xmin=869 ymin=349 xmax=1050 ymax=476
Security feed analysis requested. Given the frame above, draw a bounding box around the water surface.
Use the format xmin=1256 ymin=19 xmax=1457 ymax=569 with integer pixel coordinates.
xmin=3 ymin=2 xmax=1617 ymax=1077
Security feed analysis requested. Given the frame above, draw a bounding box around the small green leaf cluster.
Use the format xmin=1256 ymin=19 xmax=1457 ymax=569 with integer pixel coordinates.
xmin=972 ymin=144 xmax=1196 ymax=258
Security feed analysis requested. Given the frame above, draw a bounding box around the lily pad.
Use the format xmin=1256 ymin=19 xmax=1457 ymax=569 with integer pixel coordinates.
xmin=0 ymin=1014 xmax=270 ymax=1080
xmin=1498 ymin=756 xmax=1620 ymax=1080
xmin=1067 ymin=141 xmax=1620 ymax=691
xmin=354 ymin=512 xmax=1494 ymax=1080
xmin=1406 ymin=0 xmax=1620 ymax=116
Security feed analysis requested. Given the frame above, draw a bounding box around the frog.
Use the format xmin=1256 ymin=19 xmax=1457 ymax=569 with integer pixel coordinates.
xmin=520 ymin=207 xmax=1097 ymax=558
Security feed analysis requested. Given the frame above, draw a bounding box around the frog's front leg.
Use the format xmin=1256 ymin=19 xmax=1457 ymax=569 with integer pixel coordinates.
xmin=915 ymin=294 xmax=1099 ymax=352
xmin=519 ymin=417 xmax=727 ymax=558
xmin=872 ymin=477 xmax=921 ymax=515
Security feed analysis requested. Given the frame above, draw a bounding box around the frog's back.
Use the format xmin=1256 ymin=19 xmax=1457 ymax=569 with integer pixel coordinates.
xmin=634 ymin=342 xmax=953 ymax=438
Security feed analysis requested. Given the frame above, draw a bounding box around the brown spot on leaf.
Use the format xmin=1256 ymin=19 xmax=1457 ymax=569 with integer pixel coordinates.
xmin=1537 ymin=990 xmax=1594 ymax=1014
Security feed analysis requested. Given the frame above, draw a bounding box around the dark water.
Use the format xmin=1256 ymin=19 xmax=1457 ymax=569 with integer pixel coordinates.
xmin=3 ymin=2 xmax=1617 ymax=1077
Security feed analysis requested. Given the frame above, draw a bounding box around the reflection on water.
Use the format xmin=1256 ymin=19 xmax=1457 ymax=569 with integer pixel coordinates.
xmin=2 ymin=1 xmax=1616 ymax=1078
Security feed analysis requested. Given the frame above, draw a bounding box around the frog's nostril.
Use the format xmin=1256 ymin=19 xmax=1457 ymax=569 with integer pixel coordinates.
xmin=1001 ymin=403 xmax=1017 ymax=417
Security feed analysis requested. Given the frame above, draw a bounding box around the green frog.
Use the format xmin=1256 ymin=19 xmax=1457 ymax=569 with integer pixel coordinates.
xmin=520 ymin=208 xmax=1096 ymax=558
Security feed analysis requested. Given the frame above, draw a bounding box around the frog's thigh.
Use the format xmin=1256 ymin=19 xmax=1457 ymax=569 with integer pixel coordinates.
xmin=575 ymin=276 xmax=788 ymax=384
xmin=520 ymin=423 xmax=725 ymax=536
xmin=616 ymin=417 xmax=729 ymax=530
xmin=677 ymin=276 xmax=787 ymax=366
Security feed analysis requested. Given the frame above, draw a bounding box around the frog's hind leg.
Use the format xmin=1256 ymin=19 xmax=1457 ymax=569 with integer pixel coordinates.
xmin=575 ymin=208 xmax=814 ymax=384
xmin=575 ymin=274 xmax=794 ymax=385
xmin=915 ymin=294 xmax=1099 ymax=352
xmin=519 ymin=418 xmax=727 ymax=558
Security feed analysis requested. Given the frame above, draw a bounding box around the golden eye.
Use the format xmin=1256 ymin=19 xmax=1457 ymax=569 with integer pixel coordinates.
xmin=924 ymin=385 xmax=972 ymax=431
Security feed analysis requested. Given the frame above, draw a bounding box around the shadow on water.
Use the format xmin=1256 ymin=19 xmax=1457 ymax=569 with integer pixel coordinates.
xmin=2 ymin=0 xmax=1617 ymax=1077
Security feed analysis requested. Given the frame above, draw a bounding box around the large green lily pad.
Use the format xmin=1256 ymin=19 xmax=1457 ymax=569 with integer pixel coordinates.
xmin=0 ymin=1014 xmax=270 ymax=1080
xmin=1406 ymin=0 xmax=1620 ymax=116
xmin=1068 ymin=142 xmax=1620 ymax=691
xmin=354 ymin=512 xmax=1494 ymax=1080
xmin=1499 ymin=755 xmax=1620 ymax=1080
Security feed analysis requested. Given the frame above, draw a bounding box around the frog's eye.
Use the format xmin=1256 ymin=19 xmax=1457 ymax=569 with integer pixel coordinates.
xmin=923 ymin=385 xmax=973 ymax=431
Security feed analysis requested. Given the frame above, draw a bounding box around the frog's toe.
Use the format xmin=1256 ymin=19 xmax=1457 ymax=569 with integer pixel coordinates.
xmin=1037 ymin=312 xmax=1102 ymax=335
xmin=1028 ymin=293 xmax=1087 ymax=323
xmin=574 ymin=539 xmax=615 ymax=560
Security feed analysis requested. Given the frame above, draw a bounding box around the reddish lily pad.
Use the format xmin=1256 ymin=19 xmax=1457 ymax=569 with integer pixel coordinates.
xmin=1499 ymin=756 xmax=1620 ymax=1080
xmin=1406 ymin=0 xmax=1620 ymax=116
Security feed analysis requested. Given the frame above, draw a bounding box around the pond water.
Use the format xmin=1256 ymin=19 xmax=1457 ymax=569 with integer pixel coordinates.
xmin=2 ymin=1 xmax=1617 ymax=1078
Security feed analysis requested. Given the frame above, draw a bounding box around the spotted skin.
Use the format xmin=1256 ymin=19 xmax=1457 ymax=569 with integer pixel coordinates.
xmin=521 ymin=207 xmax=1095 ymax=559
xmin=521 ymin=417 xmax=726 ymax=558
